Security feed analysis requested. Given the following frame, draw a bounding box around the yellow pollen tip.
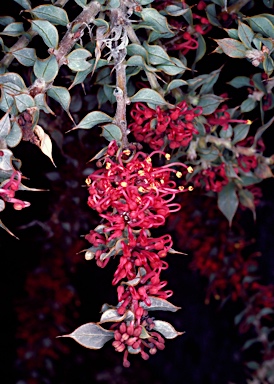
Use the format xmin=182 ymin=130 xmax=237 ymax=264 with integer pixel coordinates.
xmin=138 ymin=186 xmax=146 ymax=193
xmin=150 ymin=183 xmax=157 ymax=190
xmin=178 ymin=186 xmax=184 ymax=191
xmin=138 ymin=170 xmax=145 ymax=176
xmin=136 ymin=197 xmax=141 ymax=203
xmin=188 ymin=186 xmax=194 ymax=191
xmin=246 ymin=119 xmax=252 ymax=125
xmin=85 ymin=177 xmax=91 ymax=186
xmin=106 ymin=162 xmax=111 ymax=170
xmin=145 ymin=157 xmax=152 ymax=163
xmin=176 ymin=171 xmax=183 ymax=178
xmin=160 ymin=179 xmax=165 ymax=184
xmin=165 ymin=153 xmax=171 ymax=160
xmin=121 ymin=182 xmax=127 ymax=187
xmin=187 ymin=166 xmax=194 ymax=173
xmin=123 ymin=149 xmax=131 ymax=156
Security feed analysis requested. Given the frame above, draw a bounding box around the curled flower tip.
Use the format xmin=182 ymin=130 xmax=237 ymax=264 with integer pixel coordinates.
xmin=178 ymin=186 xmax=185 ymax=191
xmin=106 ymin=162 xmax=111 ymax=169
xmin=187 ymin=166 xmax=194 ymax=173
xmin=188 ymin=186 xmax=194 ymax=191
xmin=165 ymin=153 xmax=171 ymax=160
xmin=123 ymin=149 xmax=131 ymax=156
xmin=120 ymin=182 xmax=128 ymax=187
xmin=246 ymin=120 xmax=252 ymax=125
xmin=85 ymin=177 xmax=91 ymax=186
xmin=176 ymin=171 xmax=182 ymax=178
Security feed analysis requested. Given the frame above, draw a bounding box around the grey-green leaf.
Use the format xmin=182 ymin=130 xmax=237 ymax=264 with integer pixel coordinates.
xmin=14 ymin=0 xmax=31 ymax=10
xmin=214 ymin=38 xmax=247 ymax=58
xmin=14 ymin=94 xmax=35 ymax=113
xmin=30 ymin=5 xmax=69 ymax=26
xmin=67 ymin=49 xmax=92 ymax=72
xmin=141 ymin=8 xmax=173 ymax=34
xmin=153 ymin=320 xmax=184 ymax=339
xmin=6 ymin=122 xmax=22 ymax=148
xmin=59 ymin=323 xmax=114 ymax=349
xmin=101 ymin=123 xmax=122 ymax=142
xmin=140 ymin=296 xmax=181 ymax=312
xmin=13 ymin=48 xmax=37 ymax=67
xmin=31 ymin=20 xmax=59 ymax=48
xmin=130 ymin=88 xmax=168 ymax=106
xmin=197 ymin=94 xmax=224 ymax=115
xmin=73 ymin=111 xmax=112 ymax=130
xmin=34 ymin=55 xmax=58 ymax=82
xmin=217 ymin=182 xmax=239 ymax=225
xmin=0 ymin=22 xmax=24 ymax=37
xmin=0 ymin=110 xmax=11 ymax=139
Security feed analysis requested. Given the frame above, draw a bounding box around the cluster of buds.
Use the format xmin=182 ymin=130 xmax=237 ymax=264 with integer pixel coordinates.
xmin=84 ymin=141 xmax=188 ymax=366
xmin=0 ymin=170 xmax=30 ymax=210
xmin=129 ymin=101 xmax=202 ymax=150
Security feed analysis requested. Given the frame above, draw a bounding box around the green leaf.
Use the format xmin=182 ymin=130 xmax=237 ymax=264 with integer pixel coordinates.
xmin=143 ymin=41 xmax=171 ymax=65
xmin=245 ymin=16 xmax=274 ymax=38
xmin=238 ymin=21 xmax=255 ymax=49
xmin=14 ymin=0 xmax=31 ymax=10
xmin=13 ymin=48 xmax=37 ymax=67
xmin=165 ymin=79 xmax=187 ymax=94
xmin=31 ymin=20 xmax=59 ymax=48
xmin=47 ymin=86 xmax=72 ymax=116
xmin=73 ymin=111 xmax=112 ymax=130
xmin=232 ymin=123 xmax=250 ymax=144
xmin=0 ymin=72 xmax=26 ymax=90
xmin=130 ymin=88 xmax=168 ymax=106
xmin=99 ymin=309 xmax=126 ymax=324
xmin=239 ymin=189 xmax=255 ymax=219
xmin=0 ymin=110 xmax=11 ymax=139
xmin=214 ymin=38 xmax=247 ymax=58
xmin=0 ymin=22 xmax=24 ymax=37
xmin=0 ymin=16 xmax=15 ymax=27
xmin=0 ymin=149 xmax=13 ymax=172
xmin=254 ymin=163 xmax=273 ymax=179
xmin=217 ymin=182 xmax=239 ymax=225
xmin=67 ymin=49 xmax=92 ymax=72
xmin=34 ymin=55 xmax=58 ymax=82
xmin=165 ymin=4 xmax=189 ymax=17
xmin=225 ymin=28 xmax=239 ymax=39
xmin=193 ymin=34 xmax=206 ymax=66
xmin=140 ymin=297 xmax=181 ymax=312
xmin=228 ymin=76 xmax=251 ymax=88
xmin=30 ymin=5 xmax=69 ymax=26
xmin=59 ymin=323 xmax=114 ymax=349
xmin=108 ymin=0 xmax=120 ymax=8
xmin=157 ymin=57 xmax=187 ymax=76
xmin=263 ymin=56 xmax=274 ymax=76
xmin=263 ymin=0 xmax=274 ymax=8
xmin=240 ymin=98 xmax=256 ymax=113
xmin=153 ymin=320 xmax=183 ymax=339
xmin=0 ymin=90 xmax=17 ymax=114
xmin=74 ymin=0 xmax=87 ymax=7
xmin=206 ymin=4 xmax=221 ymax=27
xmin=101 ymin=123 xmax=122 ymax=142
xmin=126 ymin=55 xmax=157 ymax=73
xmin=253 ymin=116 xmax=274 ymax=145
xmin=141 ymin=8 xmax=173 ymax=34
xmin=14 ymin=94 xmax=35 ymax=113
xmin=197 ymin=94 xmax=224 ymax=115
xmin=127 ymin=44 xmax=148 ymax=60
xmin=34 ymin=93 xmax=55 ymax=115
xmin=6 ymin=122 xmax=22 ymax=148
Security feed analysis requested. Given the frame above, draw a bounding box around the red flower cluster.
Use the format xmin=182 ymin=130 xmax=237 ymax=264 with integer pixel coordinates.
xmin=156 ymin=0 xmax=211 ymax=55
xmin=0 ymin=171 xmax=30 ymax=210
xmin=85 ymin=142 xmax=188 ymax=366
xmin=192 ymin=163 xmax=229 ymax=193
xmin=129 ymin=102 xmax=202 ymax=150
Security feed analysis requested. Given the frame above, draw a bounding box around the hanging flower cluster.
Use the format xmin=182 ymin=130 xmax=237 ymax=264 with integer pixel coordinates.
xmin=81 ymin=141 xmax=190 ymax=366
xmin=0 ymin=171 xmax=30 ymax=211
xmin=129 ymin=102 xmax=202 ymax=150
